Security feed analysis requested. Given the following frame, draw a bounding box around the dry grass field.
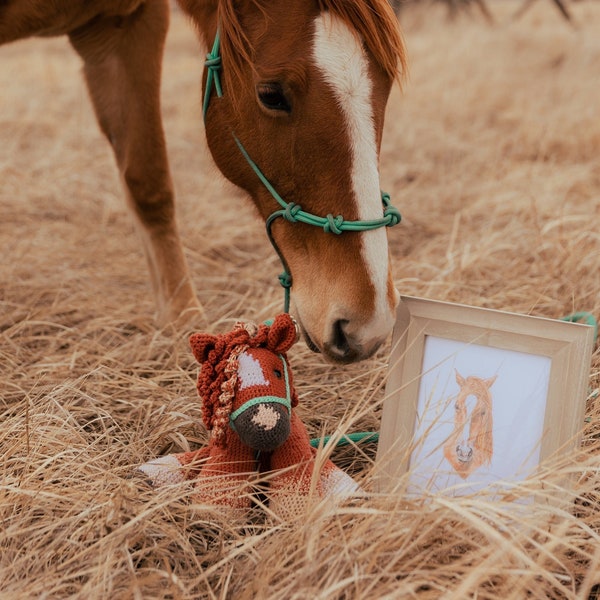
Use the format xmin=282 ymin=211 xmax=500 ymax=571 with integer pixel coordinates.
xmin=1 ymin=1 xmax=600 ymax=598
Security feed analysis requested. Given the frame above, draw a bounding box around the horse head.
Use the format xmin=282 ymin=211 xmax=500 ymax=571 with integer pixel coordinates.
xmin=189 ymin=313 xmax=299 ymax=451
xmin=443 ymin=371 xmax=496 ymax=479
xmin=179 ymin=0 xmax=407 ymax=363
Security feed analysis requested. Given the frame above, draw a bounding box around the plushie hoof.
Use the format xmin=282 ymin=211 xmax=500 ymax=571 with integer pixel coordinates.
xmin=320 ymin=463 xmax=362 ymax=497
xmin=268 ymin=459 xmax=362 ymax=519
xmin=137 ymin=455 xmax=186 ymax=488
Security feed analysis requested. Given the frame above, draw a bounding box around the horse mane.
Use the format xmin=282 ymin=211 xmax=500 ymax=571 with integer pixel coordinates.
xmin=217 ymin=0 xmax=407 ymax=95
xmin=196 ymin=321 xmax=270 ymax=441
xmin=473 ymin=393 xmax=493 ymax=465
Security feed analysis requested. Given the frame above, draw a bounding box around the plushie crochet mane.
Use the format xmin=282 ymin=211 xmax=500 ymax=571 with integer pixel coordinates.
xmin=139 ymin=314 xmax=359 ymax=517
xmin=191 ymin=317 xmax=298 ymax=449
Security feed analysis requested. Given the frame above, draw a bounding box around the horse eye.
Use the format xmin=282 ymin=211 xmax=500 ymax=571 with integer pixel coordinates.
xmin=273 ymin=369 xmax=283 ymax=379
xmin=257 ymin=83 xmax=291 ymax=113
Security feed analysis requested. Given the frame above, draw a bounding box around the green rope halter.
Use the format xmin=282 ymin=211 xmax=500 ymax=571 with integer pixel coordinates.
xmin=203 ymin=30 xmax=401 ymax=312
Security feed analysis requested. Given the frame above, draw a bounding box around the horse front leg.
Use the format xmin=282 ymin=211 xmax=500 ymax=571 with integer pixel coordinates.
xmin=68 ymin=1 xmax=201 ymax=326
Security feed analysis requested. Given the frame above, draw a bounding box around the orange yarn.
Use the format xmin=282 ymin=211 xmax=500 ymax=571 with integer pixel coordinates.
xmin=189 ymin=314 xmax=298 ymax=446
xmin=138 ymin=314 xmax=361 ymax=516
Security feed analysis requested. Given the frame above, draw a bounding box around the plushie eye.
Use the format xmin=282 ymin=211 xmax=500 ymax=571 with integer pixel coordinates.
xmin=257 ymin=83 xmax=291 ymax=113
xmin=273 ymin=368 xmax=283 ymax=379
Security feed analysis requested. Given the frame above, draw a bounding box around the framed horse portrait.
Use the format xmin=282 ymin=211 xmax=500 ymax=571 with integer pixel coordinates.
xmin=376 ymin=297 xmax=595 ymax=503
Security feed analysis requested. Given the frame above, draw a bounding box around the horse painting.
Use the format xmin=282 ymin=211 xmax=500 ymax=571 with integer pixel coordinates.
xmin=1 ymin=0 xmax=406 ymax=364
xmin=443 ymin=371 xmax=496 ymax=479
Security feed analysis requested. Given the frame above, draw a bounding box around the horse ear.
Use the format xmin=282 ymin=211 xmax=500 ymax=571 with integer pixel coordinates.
xmin=484 ymin=375 xmax=498 ymax=389
xmin=189 ymin=333 xmax=219 ymax=364
xmin=267 ymin=314 xmax=298 ymax=354
xmin=455 ymin=369 xmax=466 ymax=387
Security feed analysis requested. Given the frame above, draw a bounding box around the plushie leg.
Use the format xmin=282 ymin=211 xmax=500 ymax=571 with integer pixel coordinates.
xmin=192 ymin=434 xmax=257 ymax=510
xmin=268 ymin=413 xmax=361 ymax=518
xmin=138 ymin=448 xmax=210 ymax=488
xmin=138 ymin=435 xmax=258 ymax=510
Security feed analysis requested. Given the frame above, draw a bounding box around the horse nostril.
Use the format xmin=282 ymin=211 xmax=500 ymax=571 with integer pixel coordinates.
xmin=325 ymin=319 xmax=360 ymax=364
xmin=332 ymin=319 xmax=350 ymax=355
xmin=322 ymin=318 xmax=384 ymax=363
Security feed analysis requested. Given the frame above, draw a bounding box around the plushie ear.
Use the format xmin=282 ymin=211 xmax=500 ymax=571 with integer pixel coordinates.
xmin=267 ymin=314 xmax=299 ymax=354
xmin=189 ymin=333 xmax=219 ymax=364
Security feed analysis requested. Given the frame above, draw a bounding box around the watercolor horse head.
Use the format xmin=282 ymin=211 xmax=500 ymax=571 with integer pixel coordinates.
xmin=443 ymin=371 xmax=496 ymax=479
xmin=2 ymin=1 xmax=406 ymax=363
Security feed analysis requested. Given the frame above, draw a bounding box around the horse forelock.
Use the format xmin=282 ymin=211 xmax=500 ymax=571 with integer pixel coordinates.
xmin=216 ymin=0 xmax=406 ymax=95
xmin=316 ymin=0 xmax=407 ymax=83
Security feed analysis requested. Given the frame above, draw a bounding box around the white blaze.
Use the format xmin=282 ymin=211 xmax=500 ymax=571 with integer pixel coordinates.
xmin=312 ymin=12 xmax=390 ymax=334
xmin=237 ymin=351 xmax=269 ymax=389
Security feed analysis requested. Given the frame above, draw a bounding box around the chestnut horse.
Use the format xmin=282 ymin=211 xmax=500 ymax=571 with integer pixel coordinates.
xmin=443 ymin=371 xmax=496 ymax=480
xmin=1 ymin=0 xmax=406 ymax=363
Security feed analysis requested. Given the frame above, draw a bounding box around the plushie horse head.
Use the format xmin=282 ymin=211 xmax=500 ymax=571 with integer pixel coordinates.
xmin=138 ymin=313 xmax=361 ymax=516
xmin=189 ymin=313 xmax=299 ymax=451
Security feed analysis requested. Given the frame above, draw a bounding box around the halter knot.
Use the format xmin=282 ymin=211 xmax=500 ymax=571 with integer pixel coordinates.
xmin=202 ymin=32 xmax=223 ymax=120
xmin=323 ymin=214 xmax=344 ymax=235
xmin=282 ymin=202 xmax=302 ymax=223
xmin=381 ymin=191 xmax=401 ymax=227
xmin=205 ymin=55 xmax=221 ymax=70
xmin=278 ymin=272 xmax=292 ymax=289
xmin=383 ymin=205 xmax=402 ymax=227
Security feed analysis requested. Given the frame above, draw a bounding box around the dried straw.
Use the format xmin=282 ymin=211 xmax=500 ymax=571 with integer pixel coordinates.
xmin=1 ymin=1 xmax=599 ymax=598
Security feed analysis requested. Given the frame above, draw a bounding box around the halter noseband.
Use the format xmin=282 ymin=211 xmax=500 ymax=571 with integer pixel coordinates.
xmin=203 ymin=30 xmax=401 ymax=312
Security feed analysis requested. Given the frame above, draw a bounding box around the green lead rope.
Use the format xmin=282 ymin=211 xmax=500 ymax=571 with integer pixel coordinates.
xmin=309 ymin=432 xmax=379 ymax=449
xmin=561 ymin=312 xmax=598 ymax=344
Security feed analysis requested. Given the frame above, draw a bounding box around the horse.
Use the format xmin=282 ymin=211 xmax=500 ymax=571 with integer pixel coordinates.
xmin=138 ymin=313 xmax=360 ymax=517
xmin=1 ymin=0 xmax=406 ymax=363
xmin=443 ymin=370 xmax=496 ymax=479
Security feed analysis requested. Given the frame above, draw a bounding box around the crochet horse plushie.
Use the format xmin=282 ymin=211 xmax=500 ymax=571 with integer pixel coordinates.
xmin=138 ymin=314 xmax=359 ymax=517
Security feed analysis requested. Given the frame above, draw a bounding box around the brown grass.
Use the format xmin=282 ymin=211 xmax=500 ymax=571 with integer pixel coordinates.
xmin=1 ymin=1 xmax=600 ymax=598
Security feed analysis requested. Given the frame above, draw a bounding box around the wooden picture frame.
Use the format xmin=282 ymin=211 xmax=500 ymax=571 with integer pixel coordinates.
xmin=377 ymin=296 xmax=595 ymax=501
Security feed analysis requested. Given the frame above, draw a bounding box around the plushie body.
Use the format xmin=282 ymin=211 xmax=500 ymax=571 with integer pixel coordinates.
xmin=139 ymin=314 xmax=359 ymax=517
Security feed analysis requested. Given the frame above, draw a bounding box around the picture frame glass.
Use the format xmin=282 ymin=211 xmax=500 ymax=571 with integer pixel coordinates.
xmin=408 ymin=335 xmax=551 ymax=496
